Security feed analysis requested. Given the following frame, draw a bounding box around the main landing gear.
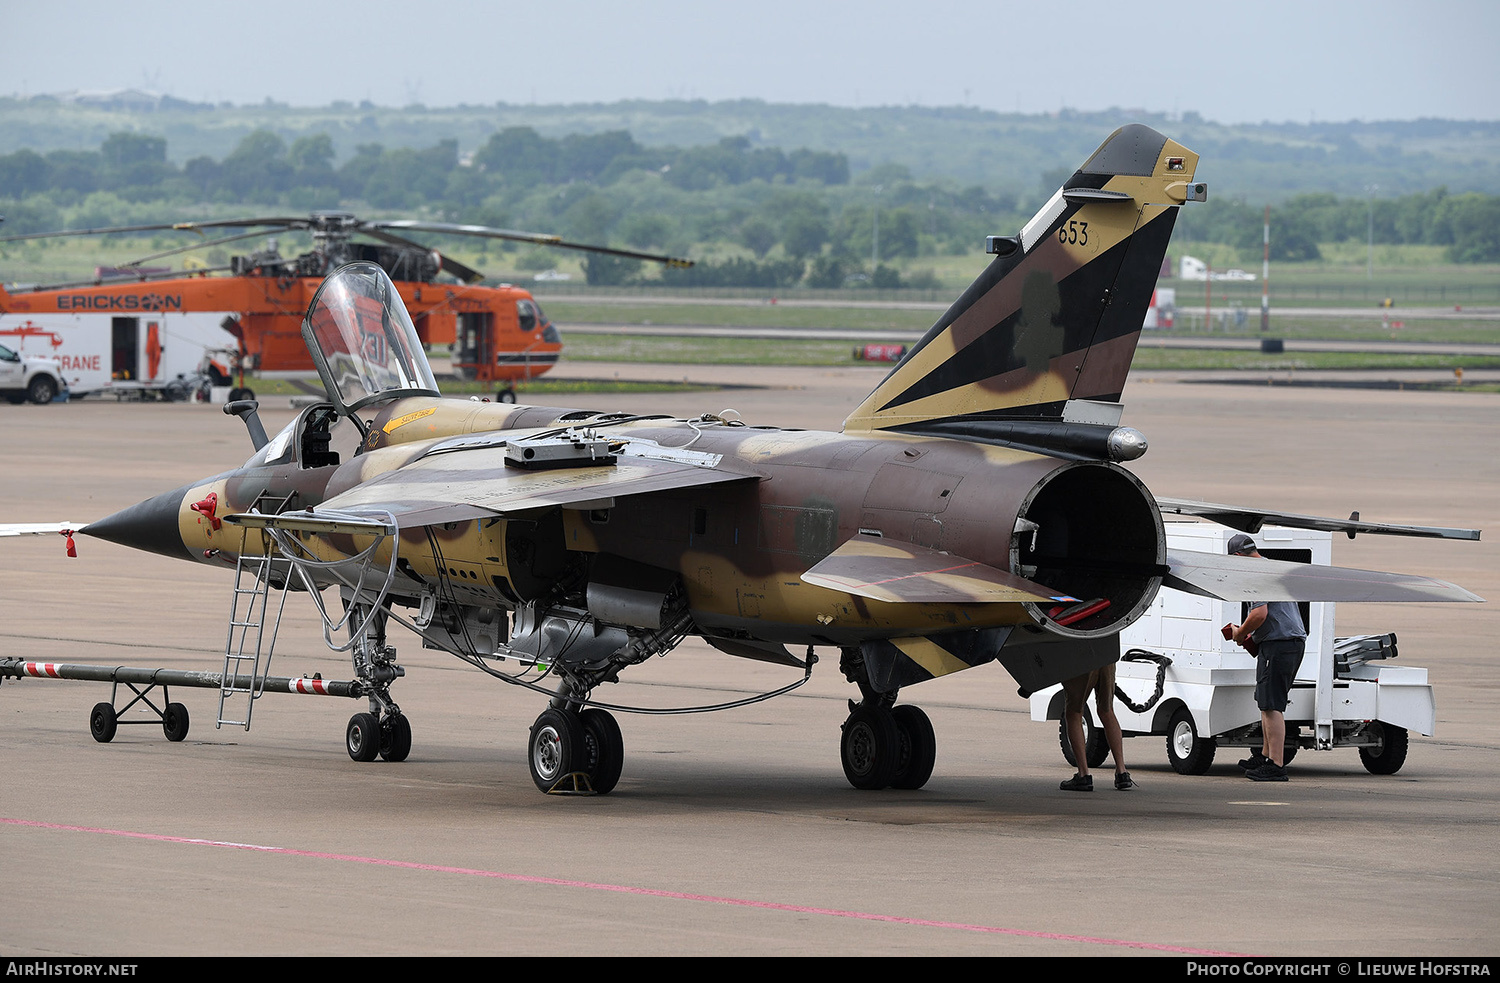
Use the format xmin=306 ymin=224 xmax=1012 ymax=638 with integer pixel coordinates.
xmin=840 ymin=702 xmax=937 ymax=790
xmin=527 ymin=705 xmax=624 ymax=794
xmin=838 ymin=648 xmax=937 ymax=790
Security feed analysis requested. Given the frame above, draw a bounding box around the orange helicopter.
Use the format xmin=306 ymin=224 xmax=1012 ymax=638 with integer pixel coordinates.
xmin=0 ymin=212 xmax=691 ymax=401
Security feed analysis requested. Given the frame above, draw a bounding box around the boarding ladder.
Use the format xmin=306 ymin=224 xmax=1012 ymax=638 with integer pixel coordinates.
xmin=216 ymin=496 xmax=294 ymax=730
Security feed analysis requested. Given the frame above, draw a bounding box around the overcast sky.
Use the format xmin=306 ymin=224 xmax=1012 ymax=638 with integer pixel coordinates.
xmin=3 ymin=0 xmax=1496 ymax=124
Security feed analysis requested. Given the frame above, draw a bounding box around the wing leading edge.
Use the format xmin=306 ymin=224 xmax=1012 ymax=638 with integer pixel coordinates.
xmin=1164 ymin=549 xmax=1483 ymax=604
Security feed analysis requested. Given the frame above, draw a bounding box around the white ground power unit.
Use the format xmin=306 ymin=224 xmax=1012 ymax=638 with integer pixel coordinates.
xmin=1029 ymin=521 xmax=1431 ymax=775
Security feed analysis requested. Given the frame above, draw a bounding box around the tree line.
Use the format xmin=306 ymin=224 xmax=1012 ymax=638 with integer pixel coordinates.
xmin=1177 ymin=189 xmax=1500 ymax=263
xmin=0 ymin=127 xmax=1019 ymax=286
xmin=2 ymin=127 xmax=1497 ymax=290
xmin=0 ymin=127 xmax=851 ymax=212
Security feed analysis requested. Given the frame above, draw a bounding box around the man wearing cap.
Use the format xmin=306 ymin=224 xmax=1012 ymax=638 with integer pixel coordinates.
xmin=1227 ymin=533 xmax=1307 ymax=782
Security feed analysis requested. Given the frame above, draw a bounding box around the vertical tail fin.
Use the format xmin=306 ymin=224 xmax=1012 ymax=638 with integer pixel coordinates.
xmin=844 ymin=124 xmax=1204 ymax=437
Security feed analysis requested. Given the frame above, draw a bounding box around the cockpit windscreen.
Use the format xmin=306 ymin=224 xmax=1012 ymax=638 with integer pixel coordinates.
xmin=301 ymin=261 xmax=439 ymax=414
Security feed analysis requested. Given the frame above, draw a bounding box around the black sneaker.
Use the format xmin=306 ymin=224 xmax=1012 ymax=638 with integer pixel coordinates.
xmin=1114 ymin=772 xmax=1136 ymax=790
xmin=1239 ymin=751 xmax=1270 ymax=771
xmin=1246 ymin=762 xmax=1288 ymax=782
xmin=1060 ymin=774 xmax=1093 ymax=791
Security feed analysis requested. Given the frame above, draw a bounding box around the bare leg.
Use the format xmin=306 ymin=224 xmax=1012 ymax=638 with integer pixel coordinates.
xmin=1096 ymin=700 xmax=1128 ymax=776
xmin=1262 ymin=709 xmax=1285 ymax=766
xmin=1065 ymin=709 xmax=1090 ymax=778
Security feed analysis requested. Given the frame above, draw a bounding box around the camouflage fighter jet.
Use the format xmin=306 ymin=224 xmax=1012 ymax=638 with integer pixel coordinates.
xmin=62 ymin=125 xmax=1482 ymax=793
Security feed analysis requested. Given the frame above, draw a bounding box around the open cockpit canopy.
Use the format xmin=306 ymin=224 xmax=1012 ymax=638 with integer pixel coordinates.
xmin=302 ymin=262 xmax=439 ymax=414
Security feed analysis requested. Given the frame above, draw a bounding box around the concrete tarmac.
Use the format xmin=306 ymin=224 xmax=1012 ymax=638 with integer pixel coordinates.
xmin=1 ymin=369 xmax=1496 ymax=957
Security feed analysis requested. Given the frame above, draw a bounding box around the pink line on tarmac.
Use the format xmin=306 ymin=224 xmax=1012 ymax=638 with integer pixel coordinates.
xmin=2 ymin=816 xmax=1246 ymax=955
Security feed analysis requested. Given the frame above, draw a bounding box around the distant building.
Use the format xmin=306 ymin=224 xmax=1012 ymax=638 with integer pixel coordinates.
xmin=1179 ymin=255 xmax=1255 ymax=282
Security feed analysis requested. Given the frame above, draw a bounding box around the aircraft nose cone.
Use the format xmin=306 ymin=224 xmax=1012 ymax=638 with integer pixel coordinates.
xmin=80 ymin=486 xmax=194 ymax=560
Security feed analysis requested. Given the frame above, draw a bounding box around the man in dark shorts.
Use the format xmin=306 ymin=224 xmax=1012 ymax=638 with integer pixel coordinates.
xmin=1226 ymin=533 xmax=1307 ymax=782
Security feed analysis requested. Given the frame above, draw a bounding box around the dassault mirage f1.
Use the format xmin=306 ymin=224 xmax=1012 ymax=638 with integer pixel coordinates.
xmin=36 ymin=125 xmax=1483 ymax=794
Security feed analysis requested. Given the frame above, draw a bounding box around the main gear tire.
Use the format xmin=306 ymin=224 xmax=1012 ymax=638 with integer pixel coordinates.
xmin=529 ymin=708 xmax=585 ymax=792
xmin=890 ymin=705 xmax=936 ymax=790
xmin=579 ymin=708 xmax=624 ymax=794
xmin=841 ymin=705 xmax=900 ymax=790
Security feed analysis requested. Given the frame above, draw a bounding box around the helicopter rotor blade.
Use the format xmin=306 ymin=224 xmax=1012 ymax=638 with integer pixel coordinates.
xmin=434 ymin=253 xmax=486 ymax=284
xmin=371 ymin=220 xmax=695 ymax=268
xmin=163 ymin=217 xmax=311 ymax=234
xmin=116 ymin=228 xmax=290 ymax=269
xmin=19 ymin=265 xmax=239 ymax=294
xmin=0 ymin=221 xmax=203 ymax=243
xmin=167 ymin=217 xmax=309 ymax=229
xmin=358 ymin=227 xmax=487 ymax=284
xmin=0 ymin=216 xmax=308 ymax=245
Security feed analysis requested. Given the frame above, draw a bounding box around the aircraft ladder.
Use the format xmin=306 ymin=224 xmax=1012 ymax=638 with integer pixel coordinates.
xmin=217 ymin=513 xmax=292 ymax=730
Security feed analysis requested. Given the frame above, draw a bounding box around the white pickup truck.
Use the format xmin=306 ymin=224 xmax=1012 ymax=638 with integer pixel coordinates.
xmin=0 ymin=342 xmax=67 ymax=405
xmin=0 ymin=343 xmax=66 ymax=404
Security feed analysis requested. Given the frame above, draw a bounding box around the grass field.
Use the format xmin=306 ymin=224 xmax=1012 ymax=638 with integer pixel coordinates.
xmin=1176 ymin=253 xmax=1500 ymax=308
xmin=560 ymin=331 xmax=1500 ymax=372
xmin=1148 ymin=316 xmax=1499 ymax=345
xmin=542 ymin=301 xmax=1499 ymax=345
xmin=1128 ymin=349 xmax=1500 ymax=372
xmin=561 ymin=332 xmax=866 ymax=366
xmin=540 ymin=301 xmax=940 ymax=333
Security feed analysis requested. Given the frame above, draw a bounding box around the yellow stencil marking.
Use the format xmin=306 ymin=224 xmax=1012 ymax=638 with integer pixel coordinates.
xmin=383 ymin=406 xmax=437 ymax=434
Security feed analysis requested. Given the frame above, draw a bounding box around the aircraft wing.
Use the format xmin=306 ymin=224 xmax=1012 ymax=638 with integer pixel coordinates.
xmin=1156 ymin=497 xmax=1481 ymax=541
xmin=1164 ymin=549 xmax=1484 ymax=603
xmin=305 ymin=440 xmax=756 ymax=529
xmin=802 ymin=533 xmax=1078 ymax=605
